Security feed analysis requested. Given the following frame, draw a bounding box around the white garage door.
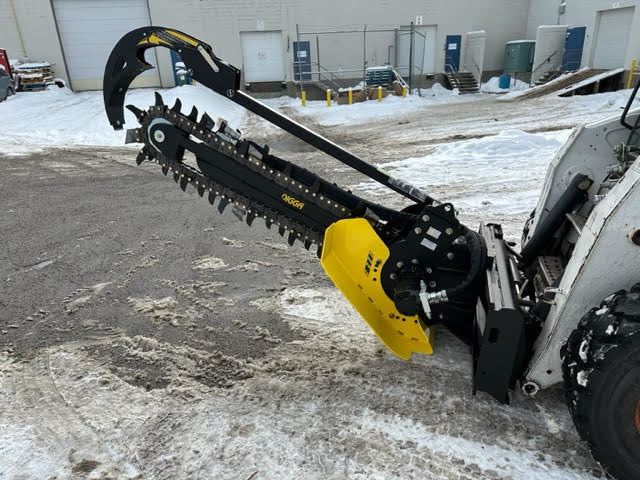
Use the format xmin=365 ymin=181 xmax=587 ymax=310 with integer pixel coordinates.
xmin=592 ymin=7 xmax=635 ymax=69
xmin=240 ymin=31 xmax=284 ymax=83
xmin=53 ymin=0 xmax=160 ymax=90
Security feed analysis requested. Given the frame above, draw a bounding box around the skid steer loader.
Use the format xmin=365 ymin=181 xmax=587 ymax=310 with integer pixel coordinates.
xmin=103 ymin=27 xmax=640 ymax=479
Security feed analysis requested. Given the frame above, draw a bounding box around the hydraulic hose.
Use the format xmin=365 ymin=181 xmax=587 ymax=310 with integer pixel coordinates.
xmin=429 ymin=228 xmax=487 ymax=304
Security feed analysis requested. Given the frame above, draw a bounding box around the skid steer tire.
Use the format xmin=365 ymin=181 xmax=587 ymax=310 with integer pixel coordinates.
xmin=562 ymin=284 xmax=640 ymax=480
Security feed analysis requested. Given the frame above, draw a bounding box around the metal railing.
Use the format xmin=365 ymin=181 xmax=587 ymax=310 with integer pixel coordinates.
xmin=530 ymin=50 xmax=559 ymax=86
xmin=315 ymin=62 xmax=343 ymax=91
xmin=531 ymin=50 xmax=558 ymax=75
xmin=444 ymin=63 xmax=458 ymax=74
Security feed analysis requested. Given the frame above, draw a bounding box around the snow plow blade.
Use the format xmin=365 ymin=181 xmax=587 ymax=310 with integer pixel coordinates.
xmin=320 ymin=218 xmax=434 ymax=359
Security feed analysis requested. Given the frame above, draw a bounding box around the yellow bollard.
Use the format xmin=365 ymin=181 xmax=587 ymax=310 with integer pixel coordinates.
xmin=402 ymin=86 xmax=407 ymax=98
xmin=377 ymin=86 xmax=382 ymax=102
xmin=627 ymin=59 xmax=637 ymax=89
xmin=301 ymin=90 xmax=306 ymax=107
xmin=326 ymin=89 xmax=331 ymax=107
xmin=348 ymin=88 xmax=353 ymax=105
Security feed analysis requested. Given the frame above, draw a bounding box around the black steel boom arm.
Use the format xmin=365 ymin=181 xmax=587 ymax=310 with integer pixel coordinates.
xmin=103 ymin=26 xmax=433 ymax=204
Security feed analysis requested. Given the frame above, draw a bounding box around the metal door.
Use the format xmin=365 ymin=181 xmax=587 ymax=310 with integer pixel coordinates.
xmin=240 ymin=31 xmax=285 ymax=82
xmin=562 ymin=26 xmax=586 ymax=71
xmin=445 ymin=35 xmax=461 ymax=72
xmin=293 ymin=41 xmax=311 ymax=81
xmin=592 ymin=7 xmax=634 ymax=69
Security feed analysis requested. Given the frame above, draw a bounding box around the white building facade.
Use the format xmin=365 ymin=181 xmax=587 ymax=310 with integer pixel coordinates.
xmin=0 ymin=0 xmax=638 ymax=91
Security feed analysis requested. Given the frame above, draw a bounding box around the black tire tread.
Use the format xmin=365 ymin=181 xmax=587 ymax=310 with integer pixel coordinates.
xmin=562 ymin=283 xmax=640 ymax=480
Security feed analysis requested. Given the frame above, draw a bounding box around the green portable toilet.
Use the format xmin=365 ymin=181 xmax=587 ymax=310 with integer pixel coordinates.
xmin=504 ymin=40 xmax=536 ymax=73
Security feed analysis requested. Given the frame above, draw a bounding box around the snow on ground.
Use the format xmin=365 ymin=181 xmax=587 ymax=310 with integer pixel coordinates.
xmin=0 ymin=83 xmax=245 ymax=155
xmin=2 ymin=82 xmax=638 ymax=155
xmin=356 ymin=129 xmax=572 ymax=239
xmin=1 ymin=288 xmax=600 ymax=479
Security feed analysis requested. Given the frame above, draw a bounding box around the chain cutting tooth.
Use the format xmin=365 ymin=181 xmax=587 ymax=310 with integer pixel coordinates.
xmin=161 ymin=165 xmax=169 ymax=176
xmin=135 ymin=149 xmax=146 ymax=165
xmin=199 ymin=112 xmax=216 ymax=131
xmin=197 ymin=184 xmax=205 ymax=197
xmin=304 ymin=240 xmax=312 ymax=250
xmin=246 ymin=211 xmax=256 ymax=226
xmin=173 ymin=171 xmax=180 ymax=183
xmin=278 ymin=225 xmax=286 ymax=237
xmin=154 ymin=91 xmax=164 ymax=107
xmin=126 ymin=105 xmax=145 ymax=122
xmin=188 ymin=105 xmax=198 ymax=121
xmin=180 ymin=176 xmax=189 ymax=191
xmin=287 ymin=232 xmax=297 ymax=246
xmin=172 ymin=98 xmax=182 ymax=113
xmin=208 ymin=191 xmax=217 ymax=205
xmin=218 ymin=197 xmax=230 ymax=213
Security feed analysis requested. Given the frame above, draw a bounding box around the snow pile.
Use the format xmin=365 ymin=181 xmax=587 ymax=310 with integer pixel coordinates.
xmin=481 ymin=76 xmax=529 ymax=93
xmin=0 ymin=83 xmax=246 ymax=155
xmin=265 ymin=83 xmax=477 ymax=127
xmin=358 ymin=128 xmax=571 ymax=225
xmin=568 ymin=88 xmax=640 ymax=112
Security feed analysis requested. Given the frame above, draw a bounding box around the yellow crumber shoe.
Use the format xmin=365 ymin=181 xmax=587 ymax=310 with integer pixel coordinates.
xmin=321 ymin=218 xmax=433 ymax=360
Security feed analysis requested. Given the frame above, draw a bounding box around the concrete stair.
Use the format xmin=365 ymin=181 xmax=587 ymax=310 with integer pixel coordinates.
xmin=445 ymin=71 xmax=479 ymax=94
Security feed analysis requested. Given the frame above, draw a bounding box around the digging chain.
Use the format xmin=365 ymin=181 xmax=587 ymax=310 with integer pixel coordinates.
xmin=125 ymin=96 xmax=362 ymax=252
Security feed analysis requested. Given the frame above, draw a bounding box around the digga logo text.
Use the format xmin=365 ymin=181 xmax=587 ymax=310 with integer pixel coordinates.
xmin=281 ymin=193 xmax=304 ymax=210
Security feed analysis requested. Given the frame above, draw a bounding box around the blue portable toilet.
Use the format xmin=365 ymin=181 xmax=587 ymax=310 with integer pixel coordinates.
xmin=562 ymin=26 xmax=586 ymax=71
xmin=499 ymin=74 xmax=511 ymax=89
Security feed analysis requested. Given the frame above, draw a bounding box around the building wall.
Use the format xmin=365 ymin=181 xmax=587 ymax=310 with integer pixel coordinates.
xmin=527 ymin=0 xmax=640 ymax=70
xmin=148 ymin=0 xmax=531 ymax=87
xmin=0 ymin=0 xmax=67 ymax=79
xmin=0 ymin=0 xmax=26 ymax=58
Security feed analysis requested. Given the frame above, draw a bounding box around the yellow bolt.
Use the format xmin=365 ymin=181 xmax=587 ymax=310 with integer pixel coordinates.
xmin=348 ymin=88 xmax=353 ymax=105
xmin=326 ymin=89 xmax=331 ymax=107
xmin=402 ymin=86 xmax=407 ymax=97
xmin=301 ymin=90 xmax=306 ymax=107
xmin=377 ymin=86 xmax=382 ymax=102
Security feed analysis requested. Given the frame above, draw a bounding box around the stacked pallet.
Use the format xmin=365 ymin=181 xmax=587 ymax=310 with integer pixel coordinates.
xmin=14 ymin=62 xmax=53 ymax=91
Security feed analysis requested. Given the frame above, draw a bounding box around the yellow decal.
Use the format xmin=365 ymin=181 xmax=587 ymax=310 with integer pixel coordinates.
xmin=138 ymin=34 xmax=171 ymax=47
xmin=282 ymin=193 xmax=304 ymax=210
xmin=164 ymin=29 xmax=199 ymax=47
xmin=137 ymin=30 xmax=198 ymax=48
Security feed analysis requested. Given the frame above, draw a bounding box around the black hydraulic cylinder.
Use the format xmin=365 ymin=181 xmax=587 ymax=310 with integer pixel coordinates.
xmin=520 ymin=174 xmax=591 ymax=265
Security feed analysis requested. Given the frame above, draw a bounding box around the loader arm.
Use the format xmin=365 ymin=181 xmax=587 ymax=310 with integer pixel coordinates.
xmin=103 ymin=27 xmax=488 ymax=369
